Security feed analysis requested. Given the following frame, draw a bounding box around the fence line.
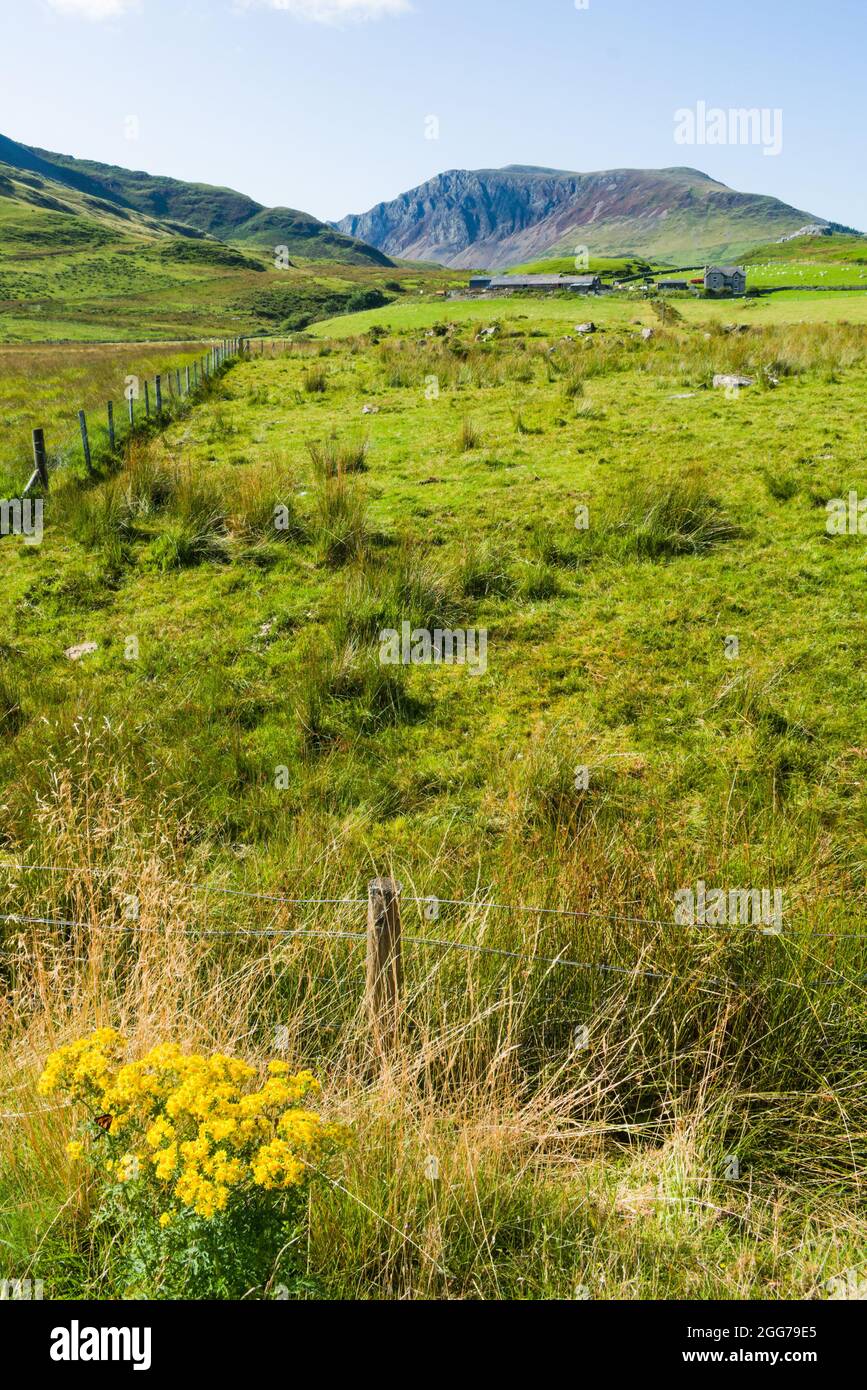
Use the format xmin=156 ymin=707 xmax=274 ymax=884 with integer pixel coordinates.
xmin=0 ymin=861 xmax=863 ymax=937
xmin=13 ymin=337 xmax=247 ymax=498
xmin=1 ymin=903 xmax=865 ymax=993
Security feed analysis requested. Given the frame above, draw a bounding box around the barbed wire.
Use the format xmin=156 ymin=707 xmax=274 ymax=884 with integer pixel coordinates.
xmin=0 ymin=912 xmax=366 ymax=943
xmin=1 ymin=907 xmax=864 ymax=991
xmin=0 ymin=861 xmax=863 ymax=937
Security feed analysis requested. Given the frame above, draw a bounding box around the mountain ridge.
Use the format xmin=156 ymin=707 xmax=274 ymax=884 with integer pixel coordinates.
xmin=336 ymin=165 xmax=845 ymax=269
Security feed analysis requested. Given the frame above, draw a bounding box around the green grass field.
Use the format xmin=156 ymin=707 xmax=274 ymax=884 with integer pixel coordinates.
xmin=1 ymin=308 xmax=865 ymax=1299
xmin=309 ymin=288 xmax=867 ymax=338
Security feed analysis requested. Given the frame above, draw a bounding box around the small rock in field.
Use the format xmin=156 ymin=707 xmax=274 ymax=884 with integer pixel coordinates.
xmin=641 ymin=328 xmax=654 ymax=340
xmin=65 ymin=642 xmax=98 ymax=662
xmin=575 ymin=322 xmax=596 ymax=335
xmin=713 ymin=374 xmax=755 ymax=389
xmin=362 ymin=404 xmax=380 ymax=415
xmin=670 ymin=392 xmax=697 ymax=399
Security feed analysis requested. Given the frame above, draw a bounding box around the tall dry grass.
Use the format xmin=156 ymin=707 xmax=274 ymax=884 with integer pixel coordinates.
xmin=1 ymin=729 xmax=864 ymax=1297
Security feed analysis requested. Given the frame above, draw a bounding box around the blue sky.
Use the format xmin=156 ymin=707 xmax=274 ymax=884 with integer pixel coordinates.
xmin=2 ymin=0 xmax=864 ymax=229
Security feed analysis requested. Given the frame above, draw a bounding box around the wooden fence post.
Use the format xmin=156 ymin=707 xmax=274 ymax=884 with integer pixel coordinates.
xmin=144 ymin=381 xmax=151 ymax=418
xmin=176 ymin=369 xmax=181 ymax=396
xmin=107 ymin=401 xmax=115 ymax=451
xmin=128 ymin=391 xmax=134 ymax=427
xmin=32 ymin=428 xmax=49 ymax=490
xmin=366 ymin=877 xmax=402 ymax=1049
xmin=78 ymin=410 xmax=94 ymax=474
xmin=155 ymin=375 xmax=163 ymax=419
xmin=186 ymin=365 xmax=191 ymax=394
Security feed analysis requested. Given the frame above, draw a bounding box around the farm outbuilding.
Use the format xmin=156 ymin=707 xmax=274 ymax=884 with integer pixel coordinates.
xmin=482 ymin=273 xmax=601 ymax=295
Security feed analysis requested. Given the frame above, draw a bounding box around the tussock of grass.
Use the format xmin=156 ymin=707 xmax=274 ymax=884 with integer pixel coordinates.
xmin=332 ymin=546 xmax=463 ymax=645
xmin=459 ymin=417 xmax=481 ymax=452
xmin=227 ymin=468 xmax=305 ymax=543
xmin=762 ymin=466 xmax=799 ymax=501
xmin=295 ymin=639 xmax=421 ymax=750
xmin=307 ymin=432 xmax=369 ymax=478
xmin=0 ymin=668 xmax=24 ymax=736
xmin=303 ymin=365 xmax=328 ymax=394
xmin=457 ymin=538 xmax=517 ymax=599
xmin=148 ymin=476 xmax=229 ymax=570
xmin=313 ymin=469 xmax=369 ymax=567
xmin=608 ymin=473 xmax=739 ymax=558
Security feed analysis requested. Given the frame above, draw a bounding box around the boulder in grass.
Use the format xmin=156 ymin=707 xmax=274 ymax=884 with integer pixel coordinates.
xmin=641 ymin=327 xmax=654 ymax=340
xmin=713 ymin=373 xmax=755 ymax=390
xmin=575 ymin=322 xmax=596 ymax=335
xmin=65 ymin=641 xmax=98 ymax=661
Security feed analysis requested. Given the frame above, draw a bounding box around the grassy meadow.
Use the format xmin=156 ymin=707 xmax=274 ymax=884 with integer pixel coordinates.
xmin=1 ymin=304 xmax=865 ymax=1300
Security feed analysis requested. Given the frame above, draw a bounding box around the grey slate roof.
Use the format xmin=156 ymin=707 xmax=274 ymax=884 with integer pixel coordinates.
xmin=486 ymin=274 xmax=599 ymax=289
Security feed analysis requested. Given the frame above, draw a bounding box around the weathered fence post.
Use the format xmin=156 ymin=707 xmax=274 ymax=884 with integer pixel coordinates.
xmin=144 ymin=380 xmax=151 ymax=419
xmin=107 ymin=401 xmax=115 ymax=451
xmin=155 ymin=375 xmax=163 ymax=419
xmin=78 ymin=410 xmax=94 ymax=474
xmin=366 ymin=877 xmax=402 ymax=1050
xmin=32 ymin=428 xmax=49 ymax=490
xmin=176 ymin=369 xmax=182 ymax=396
xmin=128 ymin=391 xmax=134 ymax=427
xmin=186 ymin=365 xmax=191 ymax=394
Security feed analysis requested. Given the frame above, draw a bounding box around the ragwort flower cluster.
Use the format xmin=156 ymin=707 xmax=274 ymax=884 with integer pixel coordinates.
xmin=39 ymin=1030 xmax=347 ymax=1221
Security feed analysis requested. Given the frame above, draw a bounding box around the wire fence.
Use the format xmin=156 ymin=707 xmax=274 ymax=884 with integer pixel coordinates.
xmin=6 ymin=339 xmax=245 ymax=498
xmin=1 ymin=861 xmax=865 ymax=993
xmin=0 ymin=860 xmax=864 ymax=937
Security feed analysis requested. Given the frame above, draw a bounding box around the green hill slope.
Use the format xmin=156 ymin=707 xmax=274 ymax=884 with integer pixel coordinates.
xmin=0 ymin=132 xmax=391 ymax=267
xmin=0 ymin=144 xmax=421 ymax=341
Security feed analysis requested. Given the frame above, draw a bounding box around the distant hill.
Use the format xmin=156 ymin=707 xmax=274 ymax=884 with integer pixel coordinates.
xmin=0 ymin=132 xmax=392 ymax=267
xmin=337 ymin=165 xmax=848 ymax=269
xmin=741 ymin=230 xmax=867 ymax=267
xmin=0 ymin=143 xmax=431 ymax=341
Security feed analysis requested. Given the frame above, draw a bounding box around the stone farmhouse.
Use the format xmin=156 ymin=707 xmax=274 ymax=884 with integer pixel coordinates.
xmin=704 ymin=265 xmax=747 ymax=295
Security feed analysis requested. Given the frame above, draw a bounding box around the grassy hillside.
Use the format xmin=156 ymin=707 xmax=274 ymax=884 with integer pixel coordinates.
xmin=741 ymin=232 xmax=867 ymax=288
xmin=546 ymin=194 xmax=828 ymax=265
xmin=3 ymin=132 xmax=391 ymax=266
xmin=1 ymin=313 xmax=865 ymax=1299
xmin=0 ymin=159 xmax=448 ymax=342
xmin=504 ymin=255 xmax=656 ymax=279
